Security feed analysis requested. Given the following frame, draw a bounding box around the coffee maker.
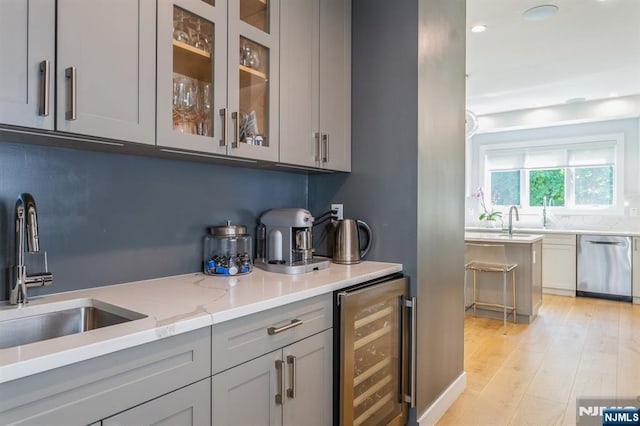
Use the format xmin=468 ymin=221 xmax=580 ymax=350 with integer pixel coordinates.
xmin=255 ymin=208 xmax=330 ymax=274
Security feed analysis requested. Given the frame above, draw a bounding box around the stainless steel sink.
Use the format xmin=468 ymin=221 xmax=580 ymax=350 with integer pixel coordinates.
xmin=0 ymin=299 xmax=147 ymax=349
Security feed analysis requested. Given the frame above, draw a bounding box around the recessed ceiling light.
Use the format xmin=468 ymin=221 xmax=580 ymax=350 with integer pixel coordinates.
xmin=565 ymin=97 xmax=587 ymax=104
xmin=523 ymin=5 xmax=559 ymax=21
xmin=471 ymin=25 xmax=487 ymax=33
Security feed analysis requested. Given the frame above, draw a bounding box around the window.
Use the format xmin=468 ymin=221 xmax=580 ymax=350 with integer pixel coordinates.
xmin=480 ymin=134 xmax=623 ymax=213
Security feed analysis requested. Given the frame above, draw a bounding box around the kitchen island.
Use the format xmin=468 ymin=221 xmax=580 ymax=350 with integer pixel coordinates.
xmin=464 ymin=232 xmax=543 ymax=324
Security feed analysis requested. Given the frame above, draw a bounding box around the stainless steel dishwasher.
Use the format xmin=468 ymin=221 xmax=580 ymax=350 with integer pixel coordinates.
xmin=577 ymin=234 xmax=632 ymax=302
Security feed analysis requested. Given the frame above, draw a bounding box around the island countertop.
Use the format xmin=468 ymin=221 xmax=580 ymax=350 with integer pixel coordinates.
xmin=0 ymin=261 xmax=402 ymax=384
xmin=465 ymin=231 xmax=544 ymax=244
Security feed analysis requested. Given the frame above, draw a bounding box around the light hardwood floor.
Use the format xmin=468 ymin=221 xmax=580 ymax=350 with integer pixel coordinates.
xmin=437 ymin=294 xmax=640 ymax=425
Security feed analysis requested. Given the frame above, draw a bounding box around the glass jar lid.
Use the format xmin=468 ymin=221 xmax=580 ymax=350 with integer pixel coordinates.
xmin=210 ymin=220 xmax=248 ymax=237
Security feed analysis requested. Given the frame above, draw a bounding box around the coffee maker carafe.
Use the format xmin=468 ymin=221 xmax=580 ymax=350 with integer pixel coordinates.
xmin=255 ymin=208 xmax=330 ymax=274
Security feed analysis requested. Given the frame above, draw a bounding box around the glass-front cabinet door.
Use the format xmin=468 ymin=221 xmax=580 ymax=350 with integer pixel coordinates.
xmin=157 ymin=0 xmax=227 ymax=154
xmin=227 ymin=0 xmax=279 ymax=161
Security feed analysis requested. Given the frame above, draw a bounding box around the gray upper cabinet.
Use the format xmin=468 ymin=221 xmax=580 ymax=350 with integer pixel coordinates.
xmin=56 ymin=0 xmax=156 ymax=145
xmin=280 ymin=0 xmax=351 ymax=171
xmin=156 ymin=0 xmax=228 ymax=155
xmin=157 ymin=0 xmax=280 ymax=162
xmin=0 ymin=0 xmax=54 ymax=130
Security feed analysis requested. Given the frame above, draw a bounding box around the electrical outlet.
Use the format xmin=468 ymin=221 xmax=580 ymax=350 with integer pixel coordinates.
xmin=331 ymin=203 xmax=344 ymax=220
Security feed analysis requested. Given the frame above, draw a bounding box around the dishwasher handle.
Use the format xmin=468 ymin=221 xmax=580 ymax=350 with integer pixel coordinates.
xmin=585 ymin=240 xmax=624 ymax=246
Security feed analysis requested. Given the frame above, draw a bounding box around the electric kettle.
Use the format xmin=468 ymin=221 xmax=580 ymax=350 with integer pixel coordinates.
xmin=332 ymin=219 xmax=373 ymax=265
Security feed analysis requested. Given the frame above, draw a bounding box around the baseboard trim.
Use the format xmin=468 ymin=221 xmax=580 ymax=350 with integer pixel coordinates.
xmin=417 ymin=371 xmax=467 ymax=426
xmin=543 ymin=287 xmax=576 ymax=297
xmin=633 ymin=296 xmax=639 ymax=305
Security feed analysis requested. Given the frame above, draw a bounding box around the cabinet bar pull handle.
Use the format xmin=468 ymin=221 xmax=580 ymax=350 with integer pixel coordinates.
xmin=314 ymin=132 xmax=321 ymax=162
xmin=321 ymin=133 xmax=329 ymax=162
xmin=219 ymin=108 xmax=227 ymax=147
xmin=39 ymin=60 xmax=50 ymax=117
xmin=404 ymin=297 xmax=417 ymax=408
xmin=65 ymin=67 xmax=77 ymax=121
xmin=275 ymin=359 xmax=285 ymax=405
xmin=286 ymin=355 xmax=296 ymax=399
xmin=267 ymin=319 xmax=303 ymax=335
xmin=586 ymin=240 xmax=624 ymax=246
xmin=231 ymin=111 xmax=239 ymax=148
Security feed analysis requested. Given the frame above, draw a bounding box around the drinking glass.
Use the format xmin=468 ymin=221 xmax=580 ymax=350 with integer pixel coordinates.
xmin=195 ymin=82 xmax=212 ymax=136
xmin=173 ymin=75 xmax=197 ymax=133
xmin=173 ymin=9 xmax=191 ymax=44
xmin=190 ymin=19 xmax=210 ymax=53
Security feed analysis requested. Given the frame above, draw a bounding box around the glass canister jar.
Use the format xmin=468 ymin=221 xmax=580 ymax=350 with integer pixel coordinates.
xmin=203 ymin=221 xmax=252 ymax=275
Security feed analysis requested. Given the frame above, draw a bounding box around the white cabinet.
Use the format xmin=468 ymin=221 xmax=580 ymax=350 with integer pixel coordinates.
xmin=279 ymin=0 xmax=351 ymax=171
xmin=542 ymin=234 xmax=576 ymax=296
xmin=211 ymin=330 xmax=333 ymax=426
xmin=56 ymin=0 xmax=156 ymax=144
xmin=103 ymin=378 xmax=211 ymax=426
xmin=0 ymin=0 xmax=54 ymax=129
xmin=633 ymin=237 xmax=639 ymax=305
xmin=157 ymin=0 xmax=279 ymax=162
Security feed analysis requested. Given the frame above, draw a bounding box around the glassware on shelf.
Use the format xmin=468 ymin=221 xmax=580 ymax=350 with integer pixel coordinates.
xmin=173 ymin=9 xmax=191 ymax=44
xmin=173 ymin=74 xmax=198 ymax=133
xmin=195 ymin=82 xmax=212 ymax=136
xmin=190 ymin=19 xmax=211 ymax=53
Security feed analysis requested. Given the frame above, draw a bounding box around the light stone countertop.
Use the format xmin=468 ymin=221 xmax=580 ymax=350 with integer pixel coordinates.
xmin=0 ymin=261 xmax=402 ymax=384
xmin=465 ymin=232 xmax=544 ymax=244
xmin=465 ymin=226 xmax=640 ymax=237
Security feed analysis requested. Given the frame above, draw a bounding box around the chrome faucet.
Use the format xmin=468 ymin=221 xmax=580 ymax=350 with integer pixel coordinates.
xmin=508 ymin=205 xmax=520 ymax=237
xmin=542 ymin=196 xmax=548 ymax=229
xmin=9 ymin=193 xmax=53 ymax=305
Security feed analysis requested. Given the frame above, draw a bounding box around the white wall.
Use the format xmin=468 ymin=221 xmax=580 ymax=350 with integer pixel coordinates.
xmin=466 ymin=109 xmax=640 ymax=232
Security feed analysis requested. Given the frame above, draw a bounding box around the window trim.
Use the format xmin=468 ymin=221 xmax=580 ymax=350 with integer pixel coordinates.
xmin=478 ymin=133 xmax=625 ymax=215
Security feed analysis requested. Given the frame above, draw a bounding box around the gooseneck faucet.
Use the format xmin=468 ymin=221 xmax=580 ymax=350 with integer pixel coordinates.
xmin=508 ymin=206 xmax=520 ymax=238
xmin=542 ymin=196 xmax=548 ymax=229
xmin=9 ymin=193 xmax=53 ymax=305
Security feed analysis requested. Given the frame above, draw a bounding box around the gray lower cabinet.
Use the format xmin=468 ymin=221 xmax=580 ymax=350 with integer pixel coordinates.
xmin=211 ymin=329 xmax=333 ymax=426
xmin=103 ymin=378 xmax=211 ymax=426
xmin=0 ymin=327 xmax=211 ymax=426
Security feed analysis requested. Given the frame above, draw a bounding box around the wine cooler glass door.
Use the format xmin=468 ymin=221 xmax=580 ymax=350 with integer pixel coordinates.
xmin=339 ymin=277 xmax=409 ymax=426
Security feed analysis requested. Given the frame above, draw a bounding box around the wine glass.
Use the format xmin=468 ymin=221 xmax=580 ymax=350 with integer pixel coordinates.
xmin=190 ymin=19 xmax=210 ymax=53
xmin=173 ymin=9 xmax=191 ymax=44
xmin=194 ymin=82 xmax=212 ymax=136
xmin=173 ymin=75 xmax=196 ymax=133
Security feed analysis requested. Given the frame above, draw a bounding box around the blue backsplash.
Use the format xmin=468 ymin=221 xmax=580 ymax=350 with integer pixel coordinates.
xmin=0 ymin=141 xmax=308 ymax=300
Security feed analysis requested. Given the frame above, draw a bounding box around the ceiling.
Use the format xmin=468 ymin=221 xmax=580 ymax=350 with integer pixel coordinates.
xmin=466 ymin=0 xmax=640 ymax=115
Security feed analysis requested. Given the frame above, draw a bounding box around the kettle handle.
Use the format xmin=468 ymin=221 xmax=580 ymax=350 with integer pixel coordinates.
xmin=356 ymin=220 xmax=373 ymax=259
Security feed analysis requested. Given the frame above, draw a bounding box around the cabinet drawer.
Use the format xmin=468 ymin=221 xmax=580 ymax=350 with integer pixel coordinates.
xmin=0 ymin=327 xmax=211 ymax=425
xmin=543 ymin=234 xmax=576 ymax=246
xmin=212 ymin=294 xmax=332 ymax=374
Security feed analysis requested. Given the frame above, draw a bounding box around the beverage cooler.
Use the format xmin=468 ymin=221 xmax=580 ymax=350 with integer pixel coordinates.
xmin=334 ymin=274 xmax=416 ymax=426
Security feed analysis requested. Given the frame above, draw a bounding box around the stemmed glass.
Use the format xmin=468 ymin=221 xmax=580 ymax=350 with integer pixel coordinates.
xmin=173 ymin=75 xmax=197 ymax=133
xmin=173 ymin=9 xmax=191 ymax=44
xmin=190 ymin=19 xmax=211 ymax=53
xmin=195 ymin=82 xmax=212 ymax=136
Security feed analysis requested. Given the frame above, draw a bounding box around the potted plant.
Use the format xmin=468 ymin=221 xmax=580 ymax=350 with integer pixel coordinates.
xmin=476 ymin=187 xmax=502 ymax=227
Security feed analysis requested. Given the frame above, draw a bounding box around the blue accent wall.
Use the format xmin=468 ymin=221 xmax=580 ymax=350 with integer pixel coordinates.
xmin=0 ymin=141 xmax=307 ymax=300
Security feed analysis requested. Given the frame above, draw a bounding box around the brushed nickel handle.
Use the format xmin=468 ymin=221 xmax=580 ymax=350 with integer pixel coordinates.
xmin=65 ymin=67 xmax=77 ymax=120
xmin=321 ymin=133 xmax=329 ymax=163
xmin=275 ymin=359 xmax=285 ymax=405
xmin=39 ymin=60 xmax=50 ymax=117
xmin=267 ymin=319 xmax=303 ymax=335
xmin=286 ymin=355 xmax=296 ymax=399
xmin=586 ymin=240 xmax=624 ymax=246
xmin=231 ymin=111 xmax=239 ymax=148
xmin=405 ymin=297 xmax=417 ymax=408
xmin=219 ymin=108 xmax=227 ymax=147
xmin=314 ymin=132 xmax=321 ymax=162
